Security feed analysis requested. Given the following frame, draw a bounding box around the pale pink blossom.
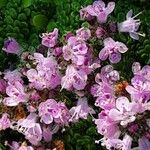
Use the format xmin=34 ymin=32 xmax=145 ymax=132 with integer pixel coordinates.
xmin=126 ymin=76 xmax=150 ymax=102
xmin=0 ymin=79 xmax=7 ymax=93
xmin=86 ymin=0 xmax=115 ymax=23
xmin=96 ymin=27 xmax=106 ymax=38
xmin=3 ymin=38 xmax=20 ymax=55
xmin=99 ymin=37 xmax=128 ymax=63
xmin=69 ymin=97 xmax=95 ymax=122
xmin=11 ymin=141 xmax=34 ymax=150
xmin=41 ymin=28 xmax=58 ymax=48
xmin=4 ymin=70 xmax=23 ymax=85
xmin=109 ymin=97 xmax=142 ymax=126
xmin=3 ymin=81 xmax=27 ymax=106
xmin=118 ymin=10 xmax=145 ymax=40
xmin=138 ymin=137 xmax=150 ymax=150
xmin=27 ymin=53 xmax=61 ymax=90
xmin=61 ymin=65 xmax=88 ymax=90
xmin=109 ymin=134 xmax=132 ymax=150
xmin=80 ymin=7 xmax=94 ymax=21
xmin=63 ymin=36 xmax=88 ymax=66
xmin=38 ymin=99 xmax=70 ymax=125
xmin=0 ymin=113 xmax=11 ymax=130
xmin=11 ymin=113 xmax=42 ymax=145
xmin=76 ymin=27 xmax=91 ymax=40
xmin=42 ymin=127 xmax=52 ymax=142
xmin=95 ymin=117 xmax=119 ymax=138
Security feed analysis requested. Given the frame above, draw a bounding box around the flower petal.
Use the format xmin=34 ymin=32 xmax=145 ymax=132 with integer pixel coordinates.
xmin=139 ymin=137 xmax=150 ymax=150
xmin=109 ymin=52 xmax=121 ymax=64
xmin=126 ymin=10 xmax=133 ymax=19
xmin=106 ymin=2 xmax=115 ymax=14
xmin=129 ymin=32 xmax=139 ymax=40
xmin=99 ymin=48 xmax=108 ymax=61
xmin=3 ymin=97 xmax=19 ymax=106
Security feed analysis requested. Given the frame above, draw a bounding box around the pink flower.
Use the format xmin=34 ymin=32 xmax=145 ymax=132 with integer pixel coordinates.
xmin=100 ymin=65 xmax=120 ymax=83
xmin=52 ymin=47 xmax=62 ymax=57
xmin=127 ymin=63 xmax=150 ymax=102
xmin=4 ymin=70 xmax=23 ymax=85
xmin=95 ymin=113 xmax=120 ymax=138
xmin=11 ymin=141 xmax=34 ymax=150
xmin=76 ymin=27 xmax=91 ymax=40
xmin=109 ymin=134 xmax=132 ymax=150
xmin=118 ymin=10 xmax=145 ymax=40
xmin=69 ymin=97 xmax=95 ymax=122
xmin=11 ymin=113 xmax=42 ymax=145
xmin=99 ymin=37 xmax=128 ymax=63
xmin=0 ymin=113 xmax=11 ymax=130
xmin=132 ymin=62 xmax=141 ymax=74
xmin=91 ymin=65 xmax=119 ymax=109
xmin=41 ymin=28 xmax=58 ymax=48
xmin=132 ymin=62 xmax=150 ymax=81
xmin=65 ymin=32 xmax=74 ymax=41
xmin=63 ymin=36 xmax=88 ymax=66
xmin=91 ymin=82 xmax=115 ymax=109
xmin=126 ymin=76 xmax=150 ymax=102
xmin=42 ymin=127 xmax=52 ymax=142
xmin=96 ymin=27 xmax=106 ymax=38
xmin=3 ymin=38 xmax=20 ymax=54
xmin=3 ymin=81 xmax=27 ymax=106
xmin=18 ymin=146 xmax=34 ymax=150
xmin=0 ymin=79 xmax=7 ymax=93
xmin=27 ymin=53 xmax=61 ymax=90
xmin=109 ymin=97 xmax=138 ymax=126
xmin=38 ymin=99 xmax=58 ymax=124
xmin=38 ymin=99 xmax=70 ymax=125
xmin=80 ymin=7 xmax=94 ymax=21
xmin=86 ymin=0 xmax=115 ymax=23
xmin=61 ymin=65 xmax=87 ymax=90
xmin=27 ymin=69 xmax=46 ymax=90
xmin=138 ymin=137 xmax=150 ymax=150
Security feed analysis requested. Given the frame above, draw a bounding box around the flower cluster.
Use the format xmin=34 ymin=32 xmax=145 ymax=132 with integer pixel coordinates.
xmin=26 ymin=53 xmax=61 ymax=90
xmin=93 ymin=63 xmax=150 ymax=150
xmin=0 ymin=0 xmax=149 ymax=150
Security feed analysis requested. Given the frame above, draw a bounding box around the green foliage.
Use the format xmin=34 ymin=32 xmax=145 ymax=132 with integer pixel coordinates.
xmin=33 ymin=14 xmax=48 ymax=28
xmin=22 ymin=0 xmax=32 ymax=8
xmin=47 ymin=0 xmax=93 ymax=33
xmin=110 ymin=0 xmax=150 ymax=79
xmin=0 ymin=0 xmax=7 ymax=8
xmin=61 ymin=118 xmax=103 ymax=150
xmin=0 ymin=0 xmax=56 ymax=70
xmin=0 ymin=0 xmax=150 ymax=149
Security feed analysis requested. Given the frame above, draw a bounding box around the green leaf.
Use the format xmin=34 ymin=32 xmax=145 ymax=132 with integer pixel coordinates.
xmin=23 ymin=0 xmax=32 ymax=8
xmin=0 ymin=143 xmax=4 ymax=150
xmin=14 ymin=20 xmax=21 ymax=27
xmin=81 ymin=22 xmax=90 ymax=28
xmin=143 ymin=39 xmax=150 ymax=46
xmin=117 ymin=12 xmax=125 ymax=22
xmin=73 ymin=133 xmax=81 ymax=140
xmin=13 ymin=27 xmax=20 ymax=33
xmin=65 ymin=144 xmax=73 ymax=150
xmin=33 ymin=14 xmax=48 ymax=29
xmin=18 ymin=13 xmax=27 ymax=21
xmin=9 ymin=8 xmax=17 ymax=19
xmin=24 ymin=8 xmax=31 ymax=16
xmin=19 ymin=22 xmax=28 ymax=28
xmin=145 ymin=45 xmax=150 ymax=52
xmin=47 ymin=21 xmax=57 ymax=32
xmin=0 ymin=0 xmax=7 ymax=8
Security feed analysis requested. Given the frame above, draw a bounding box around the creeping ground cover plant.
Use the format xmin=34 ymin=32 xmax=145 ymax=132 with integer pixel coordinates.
xmin=0 ymin=0 xmax=149 ymax=150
